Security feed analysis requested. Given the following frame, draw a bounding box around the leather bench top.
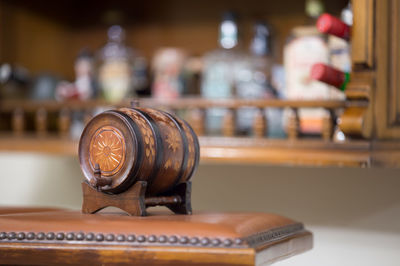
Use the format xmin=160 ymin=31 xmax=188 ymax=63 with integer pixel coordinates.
xmin=0 ymin=207 xmax=305 ymax=248
xmin=0 ymin=207 xmax=312 ymax=265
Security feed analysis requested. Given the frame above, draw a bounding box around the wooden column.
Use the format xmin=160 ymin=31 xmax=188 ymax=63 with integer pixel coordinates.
xmin=287 ymin=108 xmax=299 ymax=140
xmin=12 ymin=108 xmax=24 ymax=137
xmin=35 ymin=108 xmax=47 ymax=137
xmin=222 ymin=109 xmax=235 ymax=137
xmin=322 ymin=111 xmax=334 ymax=141
xmin=58 ymin=108 xmax=71 ymax=138
xmin=188 ymin=108 xmax=205 ymax=136
xmin=253 ymin=108 xmax=267 ymax=138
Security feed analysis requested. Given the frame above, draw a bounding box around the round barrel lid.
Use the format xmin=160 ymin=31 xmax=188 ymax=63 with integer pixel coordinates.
xmin=79 ymin=111 xmax=141 ymax=193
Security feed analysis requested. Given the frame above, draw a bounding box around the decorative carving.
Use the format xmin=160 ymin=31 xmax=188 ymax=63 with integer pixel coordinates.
xmin=182 ymin=123 xmax=195 ymax=171
xmin=119 ymin=108 xmax=156 ymax=163
xmin=89 ymin=126 xmax=125 ymax=176
xmin=165 ymin=130 xmax=180 ymax=152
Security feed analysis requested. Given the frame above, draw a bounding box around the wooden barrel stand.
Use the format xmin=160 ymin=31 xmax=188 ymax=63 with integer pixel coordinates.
xmin=81 ymin=180 xmax=192 ymax=216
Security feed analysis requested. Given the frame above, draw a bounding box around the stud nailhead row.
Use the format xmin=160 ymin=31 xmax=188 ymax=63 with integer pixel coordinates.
xmin=0 ymin=231 xmax=241 ymax=247
xmin=0 ymin=223 xmax=303 ymax=248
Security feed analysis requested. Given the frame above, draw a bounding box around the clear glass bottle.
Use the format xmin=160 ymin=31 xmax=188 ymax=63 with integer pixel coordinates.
xmin=74 ymin=49 xmax=96 ymax=100
xmin=201 ymin=12 xmax=242 ymax=135
xmin=97 ymin=25 xmax=133 ymax=102
xmin=235 ymin=22 xmax=276 ymax=135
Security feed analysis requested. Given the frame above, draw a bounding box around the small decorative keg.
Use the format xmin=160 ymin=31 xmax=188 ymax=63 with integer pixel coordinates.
xmin=79 ymin=107 xmax=200 ymax=197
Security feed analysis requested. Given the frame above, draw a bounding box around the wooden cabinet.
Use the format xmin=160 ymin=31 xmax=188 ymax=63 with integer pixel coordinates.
xmin=341 ymin=0 xmax=400 ymax=141
xmin=0 ymin=0 xmax=400 ymax=167
xmin=375 ymin=0 xmax=400 ymax=139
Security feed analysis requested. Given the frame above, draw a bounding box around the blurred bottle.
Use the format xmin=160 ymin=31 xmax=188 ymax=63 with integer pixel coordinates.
xmin=237 ymin=22 xmax=274 ymax=99
xmin=311 ymin=63 xmax=350 ymax=91
xmin=315 ymin=4 xmax=352 ymax=142
xmin=97 ymin=25 xmax=133 ymax=102
xmin=30 ymin=73 xmax=60 ymax=100
xmin=55 ymin=49 xmax=97 ymax=101
xmin=182 ymin=56 xmax=203 ymax=96
xmin=151 ymin=48 xmax=186 ymax=99
xmin=284 ymin=0 xmax=334 ymax=135
xmin=132 ymin=55 xmax=150 ymax=96
xmin=318 ymin=3 xmax=353 ymax=75
xmin=0 ymin=63 xmax=30 ymax=99
xmin=235 ymin=22 xmax=276 ymax=135
xmin=75 ymin=49 xmax=96 ymax=100
xmin=341 ymin=2 xmax=353 ymax=28
xmin=317 ymin=13 xmax=351 ymax=41
xmin=201 ymin=12 xmax=242 ymax=134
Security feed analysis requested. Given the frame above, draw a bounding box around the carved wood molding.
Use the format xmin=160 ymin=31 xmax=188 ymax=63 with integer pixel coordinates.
xmin=375 ymin=0 xmax=400 ymax=138
xmin=352 ymin=0 xmax=375 ymax=67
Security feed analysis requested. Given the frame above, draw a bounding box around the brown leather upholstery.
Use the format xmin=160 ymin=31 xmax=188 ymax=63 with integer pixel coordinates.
xmin=0 ymin=207 xmax=312 ymax=265
xmin=0 ymin=207 xmax=297 ymax=239
xmin=0 ymin=207 xmax=60 ymax=215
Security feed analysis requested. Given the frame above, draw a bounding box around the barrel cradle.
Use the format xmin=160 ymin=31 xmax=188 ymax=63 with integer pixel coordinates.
xmin=79 ymin=106 xmax=199 ymax=216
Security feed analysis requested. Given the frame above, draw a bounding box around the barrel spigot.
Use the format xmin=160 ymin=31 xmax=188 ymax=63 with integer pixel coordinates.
xmin=90 ymin=163 xmax=112 ymax=189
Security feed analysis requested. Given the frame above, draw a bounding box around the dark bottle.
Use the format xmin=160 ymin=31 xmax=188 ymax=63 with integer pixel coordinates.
xmin=317 ymin=13 xmax=351 ymax=41
xmin=0 ymin=64 xmax=30 ymax=99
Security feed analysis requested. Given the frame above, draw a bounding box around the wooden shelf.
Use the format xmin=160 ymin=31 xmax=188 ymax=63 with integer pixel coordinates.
xmin=0 ymin=136 xmax=78 ymax=156
xmin=0 ymin=135 xmax=379 ymax=167
xmin=200 ymin=137 xmax=371 ymax=167
xmin=1 ymin=98 xmax=398 ymax=168
xmin=0 ymin=98 xmax=368 ymax=111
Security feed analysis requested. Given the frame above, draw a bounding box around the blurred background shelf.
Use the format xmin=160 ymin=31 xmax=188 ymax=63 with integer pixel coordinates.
xmin=0 ymin=98 xmax=398 ymax=168
xmin=0 ymin=135 xmax=370 ymax=167
xmin=1 ymin=0 xmax=400 ymax=168
xmin=0 ymin=0 xmax=349 ymax=80
xmin=2 ymin=134 xmax=399 ymax=167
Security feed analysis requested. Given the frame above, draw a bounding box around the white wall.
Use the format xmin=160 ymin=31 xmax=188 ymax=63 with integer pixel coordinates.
xmin=193 ymin=165 xmax=400 ymax=266
xmin=0 ymin=152 xmax=399 ymax=266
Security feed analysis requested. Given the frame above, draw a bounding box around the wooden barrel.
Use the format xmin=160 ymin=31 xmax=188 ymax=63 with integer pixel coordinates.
xmin=79 ymin=107 xmax=200 ymax=196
